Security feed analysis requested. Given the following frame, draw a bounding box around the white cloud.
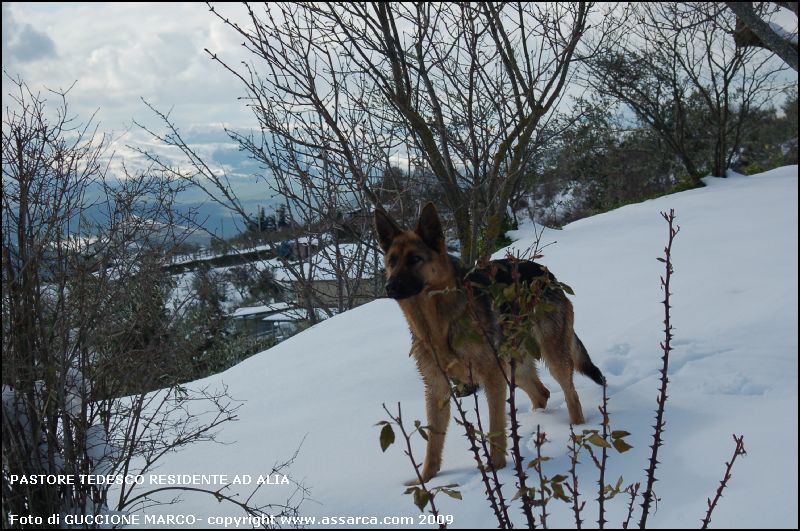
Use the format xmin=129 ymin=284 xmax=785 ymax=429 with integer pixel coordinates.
xmin=2 ymin=3 xmax=57 ymax=63
xmin=1 ymin=2 xmax=273 ymax=198
xmin=2 ymin=3 xmax=255 ymax=134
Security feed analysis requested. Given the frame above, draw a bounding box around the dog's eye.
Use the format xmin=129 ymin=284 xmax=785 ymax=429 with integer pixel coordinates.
xmin=408 ymin=254 xmax=423 ymax=266
xmin=388 ymin=255 xmax=398 ymax=267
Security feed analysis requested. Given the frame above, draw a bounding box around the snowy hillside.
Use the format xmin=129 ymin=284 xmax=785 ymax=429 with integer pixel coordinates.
xmin=135 ymin=166 xmax=798 ymax=528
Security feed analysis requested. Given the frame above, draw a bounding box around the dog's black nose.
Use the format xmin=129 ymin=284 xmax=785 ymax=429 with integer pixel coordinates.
xmin=385 ymin=278 xmax=401 ymax=299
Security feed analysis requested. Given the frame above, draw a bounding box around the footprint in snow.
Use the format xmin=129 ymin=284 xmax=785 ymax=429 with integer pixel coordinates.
xmin=603 ymin=343 xmax=631 ymax=376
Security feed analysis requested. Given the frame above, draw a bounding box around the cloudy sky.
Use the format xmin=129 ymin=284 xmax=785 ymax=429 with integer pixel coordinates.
xmin=2 ymin=2 xmax=272 ymax=235
xmin=3 ymin=2 xmax=797 ymax=236
xmin=2 ymin=2 xmax=256 ymax=130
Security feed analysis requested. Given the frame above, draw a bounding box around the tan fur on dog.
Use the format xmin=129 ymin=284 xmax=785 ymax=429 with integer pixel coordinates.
xmin=375 ymin=203 xmax=604 ymax=483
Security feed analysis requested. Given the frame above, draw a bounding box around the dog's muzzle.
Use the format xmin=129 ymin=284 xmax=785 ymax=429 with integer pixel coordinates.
xmin=385 ymin=275 xmax=424 ymax=300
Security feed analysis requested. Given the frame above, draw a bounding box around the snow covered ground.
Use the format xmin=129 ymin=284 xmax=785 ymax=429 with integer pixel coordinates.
xmin=132 ymin=166 xmax=798 ymax=528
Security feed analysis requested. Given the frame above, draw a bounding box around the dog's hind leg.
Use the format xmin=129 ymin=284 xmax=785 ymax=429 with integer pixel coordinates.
xmin=543 ymin=336 xmax=586 ymax=425
xmin=515 ymin=356 xmax=550 ymax=410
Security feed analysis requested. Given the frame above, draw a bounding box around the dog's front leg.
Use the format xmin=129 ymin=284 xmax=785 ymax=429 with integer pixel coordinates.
xmin=484 ymin=374 xmax=508 ymax=470
xmin=415 ymin=369 xmax=451 ymax=484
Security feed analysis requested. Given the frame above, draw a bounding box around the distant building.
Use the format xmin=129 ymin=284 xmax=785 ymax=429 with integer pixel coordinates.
xmin=230 ymin=303 xmax=311 ymax=339
xmin=268 ymin=243 xmax=382 ymax=308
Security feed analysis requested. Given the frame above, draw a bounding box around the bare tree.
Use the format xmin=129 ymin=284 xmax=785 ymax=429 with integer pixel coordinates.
xmin=588 ymin=2 xmax=788 ymax=181
xmin=726 ymin=1 xmax=798 ymax=71
xmin=142 ymin=2 xmax=599 ymax=266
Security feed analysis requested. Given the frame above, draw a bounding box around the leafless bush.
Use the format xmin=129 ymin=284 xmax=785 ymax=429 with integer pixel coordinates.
xmin=2 ymin=76 xmax=303 ymax=528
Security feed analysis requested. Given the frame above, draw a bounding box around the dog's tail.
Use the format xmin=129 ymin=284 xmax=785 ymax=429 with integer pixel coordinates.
xmin=573 ymin=334 xmax=605 ymax=386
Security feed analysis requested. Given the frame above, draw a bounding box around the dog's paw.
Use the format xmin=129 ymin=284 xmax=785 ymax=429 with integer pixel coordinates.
xmin=404 ymin=470 xmax=437 ymax=486
xmin=569 ymin=410 xmax=586 ymax=425
xmin=534 ymin=387 xmax=551 ymax=409
xmin=404 ymin=461 xmax=440 ymax=485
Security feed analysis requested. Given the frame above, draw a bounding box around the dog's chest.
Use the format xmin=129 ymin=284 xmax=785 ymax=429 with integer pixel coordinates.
xmin=400 ymin=296 xmax=455 ymax=348
xmin=401 ymin=293 xmax=495 ymax=379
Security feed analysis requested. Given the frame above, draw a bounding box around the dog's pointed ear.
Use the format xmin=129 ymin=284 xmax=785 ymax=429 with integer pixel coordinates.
xmin=416 ymin=202 xmax=445 ymax=253
xmin=374 ymin=208 xmax=403 ymax=253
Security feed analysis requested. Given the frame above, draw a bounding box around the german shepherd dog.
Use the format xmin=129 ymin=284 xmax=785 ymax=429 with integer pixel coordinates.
xmin=374 ymin=203 xmax=604 ymax=483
